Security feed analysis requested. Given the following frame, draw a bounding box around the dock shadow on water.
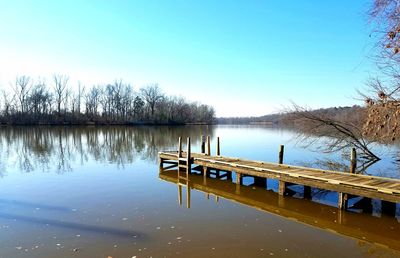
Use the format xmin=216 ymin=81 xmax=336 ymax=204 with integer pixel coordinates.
xmin=0 ymin=125 xmax=399 ymax=257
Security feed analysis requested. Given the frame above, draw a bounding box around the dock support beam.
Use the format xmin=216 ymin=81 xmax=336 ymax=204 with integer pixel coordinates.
xmin=278 ymin=145 xmax=286 ymax=195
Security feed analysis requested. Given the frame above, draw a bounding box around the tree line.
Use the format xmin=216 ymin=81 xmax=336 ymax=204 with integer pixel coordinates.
xmin=0 ymin=75 xmax=215 ymax=125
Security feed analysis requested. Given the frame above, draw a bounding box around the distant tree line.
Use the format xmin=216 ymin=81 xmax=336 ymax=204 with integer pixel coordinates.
xmin=0 ymin=75 xmax=215 ymax=125
xmin=217 ymin=106 xmax=366 ymax=127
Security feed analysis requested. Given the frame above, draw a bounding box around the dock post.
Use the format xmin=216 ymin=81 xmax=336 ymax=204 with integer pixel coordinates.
xmin=178 ymin=137 xmax=182 ymax=158
xmin=278 ymin=181 xmax=286 ymax=195
xmin=236 ymin=172 xmax=242 ymax=185
xmin=235 ymin=174 xmax=241 ymax=194
xmin=214 ymin=136 xmax=221 ymax=177
xmin=278 ymin=145 xmax=284 ymax=164
xmin=186 ymin=137 xmax=191 ymax=176
xmin=338 ymin=148 xmax=356 ymax=210
xmin=203 ymin=166 xmax=208 ymax=185
xmin=278 ymin=145 xmax=286 ymax=195
xmin=216 ymin=137 xmax=220 ymax=156
xmin=207 ymin=136 xmax=211 ymax=156
xmin=350 ymin=147 xmax=356 ymax=174
xmin=201 ymin=135 xmax=206 ymax=154
xmin=338 ymin=192 xmax=348 ymax=210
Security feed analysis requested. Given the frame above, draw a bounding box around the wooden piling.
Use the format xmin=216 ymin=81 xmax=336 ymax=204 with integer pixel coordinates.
xmin=278 ymin=145 xmax=284 ymax=164
xmin=278 ymin=145 xmax=286 ymax=195
xmin=216 ymin=137 xmax=220 ymax=156
xmin=350 ymin=148 xmax=356 ymax=174
xmin=278 ymin=181 xmax=286 ymax=195
xmin=338 ymin=148 xmax=357 ymax=210
xmin=201 ymin=135 xmax=206 ymax=154
xmin=186 ymin=137 xmax=191 ymax=175
xmin=207 ymin=136 xmax=211 ymax=156
xmin=236 ymin=172 xmax=242 ymax=185
xmin=178 ymin=137 xmax=182 ymax=158
xmin=338 ymin=192 xmax=348 ymax=210
xmin=202 ymin=166 xmax=208 ymax=177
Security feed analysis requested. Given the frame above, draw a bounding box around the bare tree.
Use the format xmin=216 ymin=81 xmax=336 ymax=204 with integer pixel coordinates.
xmin=0 ymin=76 xmax=215 ymax=125
xmin=362 ymin=0 xmax=400 ymax=142
xmin=13 ymin=76 xmax=31 ymax=113
xmin=2 ymin=90 xmax=11 ymax=117
xmin=85 ymin=86 xmax=101 ymax=117
xmin=76 ymin=82 xmax=84 ymax=115
xmin=53 ymin=74 xmax=69 ymax=115
xmin=289 ymin=104 xmax=379 ymax=161
xmin=140 ymin=83 xmax=164 ymax=118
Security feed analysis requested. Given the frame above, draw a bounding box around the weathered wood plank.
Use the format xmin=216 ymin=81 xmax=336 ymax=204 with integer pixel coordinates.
xmin=158 ymin=151 xmax=400 ymax=204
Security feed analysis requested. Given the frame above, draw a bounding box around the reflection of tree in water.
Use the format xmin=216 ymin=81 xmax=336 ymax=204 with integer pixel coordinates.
xmin=0 ymin=126 xmax=214 ymax=173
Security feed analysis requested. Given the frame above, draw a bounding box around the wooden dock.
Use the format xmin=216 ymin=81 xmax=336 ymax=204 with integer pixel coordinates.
xmin=158 ymin=137 xmax=400 ymax=210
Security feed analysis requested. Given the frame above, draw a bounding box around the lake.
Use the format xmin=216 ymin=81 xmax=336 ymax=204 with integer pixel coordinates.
xmin=0 ymin=125 xmax=399 ymax=258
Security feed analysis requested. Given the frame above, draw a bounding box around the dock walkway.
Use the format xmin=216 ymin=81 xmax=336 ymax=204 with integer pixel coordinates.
xmin=158 ymin=137 xmax=400 ymax=210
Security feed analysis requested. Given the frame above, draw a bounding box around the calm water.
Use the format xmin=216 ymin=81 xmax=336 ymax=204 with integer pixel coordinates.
xmin=0 ymin=125 xmax=399 ymax=258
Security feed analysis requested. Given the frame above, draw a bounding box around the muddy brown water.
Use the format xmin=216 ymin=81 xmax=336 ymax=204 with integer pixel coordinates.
xmin=0 ymin=125 xmax=399 ymax=258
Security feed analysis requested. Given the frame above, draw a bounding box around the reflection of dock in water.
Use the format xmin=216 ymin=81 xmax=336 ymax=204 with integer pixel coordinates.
xmin=159 ymin=168 xmax=400 ymax=251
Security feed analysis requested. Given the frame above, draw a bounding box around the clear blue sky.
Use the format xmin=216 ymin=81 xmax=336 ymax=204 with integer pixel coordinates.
xmin=0 ymin=0 xmax=375 ymax=116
